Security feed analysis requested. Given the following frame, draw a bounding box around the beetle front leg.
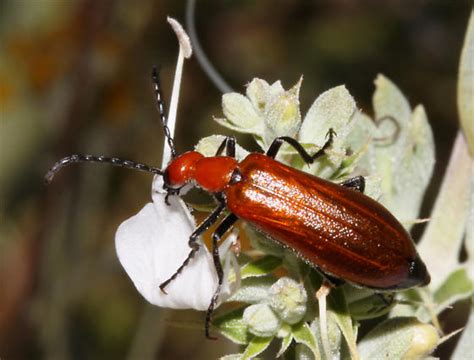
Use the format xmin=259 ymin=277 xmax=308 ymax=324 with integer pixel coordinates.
xmin=340 ymin=176 xmax=365 ymax=193
xmin=266 ymin=129 xmax=336 ymax=163
xmin=159 ymin=202 xmax=226 ymax=293
xmin=205 ymin=213 xmax=239 ymax=339
xmin=214 ymin=136 xmax=236 ymax=157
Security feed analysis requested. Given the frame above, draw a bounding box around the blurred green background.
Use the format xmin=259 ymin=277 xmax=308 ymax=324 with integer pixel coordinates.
xmin=0 ymin=0 xmax=471 ymax=358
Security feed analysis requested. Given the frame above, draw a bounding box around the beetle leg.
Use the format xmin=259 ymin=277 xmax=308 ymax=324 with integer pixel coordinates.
xmin=340 ymin=176 xmax=365 ymax=193
xmin=266 ymin=128 xmax=336 ymax=162
xmin=205 ymin=213 xmax=239 ymax=339
xmin=159 ymin=202 xmax=226 ymax=293
xmin=214 ymin=136 xmax=236 ymax=157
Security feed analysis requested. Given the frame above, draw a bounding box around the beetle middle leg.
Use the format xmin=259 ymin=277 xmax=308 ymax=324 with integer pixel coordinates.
xmin=159 ymin=202 xmax=226 ymax=293
xmin=340 ymin=176 xmax=365 ymax=193
xmin=266 ymin=128 xmax=336 ymax=163
xmin=205 ymin=213 xmax=239 ymax=339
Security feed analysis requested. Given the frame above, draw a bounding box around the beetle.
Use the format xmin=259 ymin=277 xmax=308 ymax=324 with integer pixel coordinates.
xmin=45 ymin=69 xmax=430 ymax=339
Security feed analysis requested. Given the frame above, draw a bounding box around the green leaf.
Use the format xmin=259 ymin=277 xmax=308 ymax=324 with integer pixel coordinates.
xmin=358 ymin=317 xmax=439 ymax=360
xmin=241 ymin=336 xmax=273 ymax=360
xmin=328 ymin=287 xmax=359 ymax=360
xmin=434 ymin=267 xmax=474 ymax=313
xmin=417 ymin=133 xmax=472 ymax=289
xmin=292 ymin=322 xmax=321 ymax=360
xmin=457 ymin=10 xmax=474 ymax=155
xmin=220 ymin=355 xmax=244 ymax=360
xmin=241 ymin=256 xmax=282 ymax=279
xmin=214 ymin=307 xmax=250 ymax=345
xmin=277 ymin=332 xmax=293 ymax=358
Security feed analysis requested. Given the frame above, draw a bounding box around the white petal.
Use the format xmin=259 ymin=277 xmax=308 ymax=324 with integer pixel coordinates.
xmin=115 ymin=196 xmax=217 ymax=310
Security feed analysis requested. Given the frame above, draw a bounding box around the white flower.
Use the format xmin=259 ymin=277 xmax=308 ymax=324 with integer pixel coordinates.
xmin=115 ymin=18 xmax=239 ymax=311
xmin=116 ymin=177 xmax=237 ymax=310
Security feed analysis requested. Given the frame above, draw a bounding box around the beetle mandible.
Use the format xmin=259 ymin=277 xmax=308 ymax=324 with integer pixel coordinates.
xmin=45 ymin=69 xmax=430 ymax=339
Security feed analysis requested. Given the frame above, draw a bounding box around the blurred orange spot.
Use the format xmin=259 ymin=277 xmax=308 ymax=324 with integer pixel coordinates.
xmin=102 ymin=81 xmax=133 ymax=125
xmin=0 ymin=74 xmax=14 ymax=109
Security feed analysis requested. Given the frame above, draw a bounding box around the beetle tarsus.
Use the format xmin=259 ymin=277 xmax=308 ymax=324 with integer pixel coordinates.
xmin=340 ymin=176 xmax=365 ymax=193
xmin=266 ymin=128 xmax=335 ymax=163
xmin=204 ymin=214 xmax=238 ymax=339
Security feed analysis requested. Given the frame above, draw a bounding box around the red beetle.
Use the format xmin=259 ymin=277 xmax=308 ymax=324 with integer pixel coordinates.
xmin=46 ymin=69 xmax=430 ymax=338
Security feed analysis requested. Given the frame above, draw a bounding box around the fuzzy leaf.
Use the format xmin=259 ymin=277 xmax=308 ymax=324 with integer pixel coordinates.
xmin=214 ymin=307 xmax=249 ymax=345
xmin=241 ymin=256 xmax=282 ymax=279
xmin=292 ymin=322 xmax=321 ymax=360
xmin=358 ymin=317 xmax=439 ymax=360
xmin=277 ymin=332 xmax=293 ymax=358
xmin=310 ymin=313 xmax=342 ymax=360
xmin=417 ymin=133 xmax=472 ymax=289
xmin=195 ymin=135 xmax=249 ymax=159
xmin=262 ymin=78 xmax=302 ymax=147
xmin=370 ymin=76 xmax=435 ymax=225
xmin=328 ymin=287 xmax=359 ymax=360
xmin=457 ymin=10 xmax=474 ymax=155
xmin=434 ymin=267 xmax=473 ymax=314
xmin=220 ymin=93 xmax=263 ymax=134
xmin=299 ymin=85 xmax=357 ymax=177
xmin=387 ymin=105 xmax=435 ymax=223
xmin=246 ymin=78 xmax=285 ymax=113
xmin=228 ymin=276 xmax=275 ymax=304
xmin=373 ymin=74 xmax=411 ymax=130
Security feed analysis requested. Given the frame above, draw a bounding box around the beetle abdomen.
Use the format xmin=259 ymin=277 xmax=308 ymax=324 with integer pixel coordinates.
xmin=225 ymin=154 xmax=430 ymax=290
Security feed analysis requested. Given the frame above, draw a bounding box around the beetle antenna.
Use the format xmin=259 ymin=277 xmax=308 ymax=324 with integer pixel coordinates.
xmin=44 ymin=154 xmax=163 ymax=184
xmin=152 ymin=66 xmax=177 ymax=159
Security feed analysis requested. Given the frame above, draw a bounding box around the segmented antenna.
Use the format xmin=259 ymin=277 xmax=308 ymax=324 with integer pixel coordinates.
xmin=44 ymin=154 xmax=163 ymax=184
xmin=152 ymin=67 xmax=177 ymax=159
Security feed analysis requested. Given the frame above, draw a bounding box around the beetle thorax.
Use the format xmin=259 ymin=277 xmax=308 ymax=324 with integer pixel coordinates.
xmin=164 ymin=151 xmax=238 ymax=193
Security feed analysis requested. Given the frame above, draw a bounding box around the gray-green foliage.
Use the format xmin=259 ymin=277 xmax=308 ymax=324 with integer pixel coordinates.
xmin=202 ymin=12 xmax=474 ymax=359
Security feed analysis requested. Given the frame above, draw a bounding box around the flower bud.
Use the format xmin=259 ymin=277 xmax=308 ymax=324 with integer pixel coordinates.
xmin=243 ymin=304 xmax=281 ymax=337
xmin=269 ymin=277 xmax=307 ymax=324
